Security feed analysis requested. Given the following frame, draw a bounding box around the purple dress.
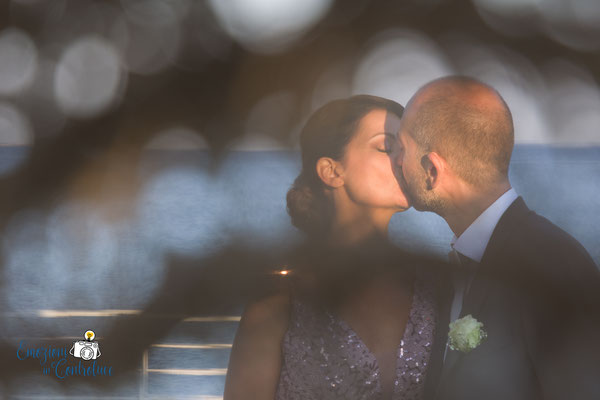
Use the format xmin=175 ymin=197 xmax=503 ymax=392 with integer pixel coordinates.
xmin=275 ymin=274 xmax=437 ymax=400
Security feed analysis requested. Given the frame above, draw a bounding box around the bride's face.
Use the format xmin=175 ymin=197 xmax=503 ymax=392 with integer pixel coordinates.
xmin=338 ymin=109 xmax=410 ymax=211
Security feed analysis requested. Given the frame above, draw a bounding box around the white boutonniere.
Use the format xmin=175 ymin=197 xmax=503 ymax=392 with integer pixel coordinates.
xmin=448 ymin=314 xmax=487 ymax=353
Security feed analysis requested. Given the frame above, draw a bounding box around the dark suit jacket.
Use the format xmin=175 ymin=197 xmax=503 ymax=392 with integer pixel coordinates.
xmin=429 ymin=197 xmax=600 ymax=400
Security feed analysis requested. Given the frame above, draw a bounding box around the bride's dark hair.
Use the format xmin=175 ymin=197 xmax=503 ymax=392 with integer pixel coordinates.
xmin=287 ymin=95 xmax=404 ymax=236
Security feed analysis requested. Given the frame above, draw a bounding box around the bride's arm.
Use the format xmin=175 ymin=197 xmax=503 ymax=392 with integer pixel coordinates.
xmin=223 ymin=292 xmax=291 ymax=400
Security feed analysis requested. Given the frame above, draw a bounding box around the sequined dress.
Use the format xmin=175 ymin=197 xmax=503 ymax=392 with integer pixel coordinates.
xmin=275 ymin=274 xmax=437 ymax=400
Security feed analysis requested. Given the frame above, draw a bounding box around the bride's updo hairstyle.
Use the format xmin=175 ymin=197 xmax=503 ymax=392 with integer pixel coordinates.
xmin=287 ymin=95 xmax=404 ymax=236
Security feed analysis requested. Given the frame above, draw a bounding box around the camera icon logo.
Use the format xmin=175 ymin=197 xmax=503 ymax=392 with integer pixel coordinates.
xmin=70 ymin=330 xmax=101 ymax=360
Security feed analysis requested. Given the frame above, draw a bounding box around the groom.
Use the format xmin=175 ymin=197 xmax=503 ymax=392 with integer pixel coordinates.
xmin=392 ymin=76 xmax=600 ymax=400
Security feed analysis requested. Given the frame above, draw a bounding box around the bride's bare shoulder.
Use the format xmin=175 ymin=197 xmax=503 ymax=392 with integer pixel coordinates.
xmin=240 ymin=291 xmax=291 ymax=331
xmin=225 ymin=293 xmax=292 ymax=399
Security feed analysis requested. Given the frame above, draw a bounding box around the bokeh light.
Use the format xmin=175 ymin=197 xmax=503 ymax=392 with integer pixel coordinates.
xmin=311 ymin=62 xmax=354 ymax=110
xmin=0 ymin=102 xmax=33 ymax=146
xmin=122 ymin=19 xmax=181 ymax=75
xmin=1 ymin=203 xmax=166 ymax=311
xmin=20 ymin=59 xmax=67 ymax=139
xmin=474 ymin=0 xmax=600 ymax=51
xmin=207 ymin=0 xmax=333 ymax=53
xmin=0 ymin=28 xmax=38 ymax=96
xmin=244 ymin=91 xmax=297 ymax=143
xmin=54 ymin=36 xmax=126 ymax=118
xmin=569 ymin=0 xmax=600 ymax=28
xmin=352 ymin=29 xmax=453 ymax=105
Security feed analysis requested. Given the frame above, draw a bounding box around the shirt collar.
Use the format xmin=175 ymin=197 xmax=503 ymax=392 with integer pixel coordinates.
xmin=451 ymin=188 xmax=518 ymax=263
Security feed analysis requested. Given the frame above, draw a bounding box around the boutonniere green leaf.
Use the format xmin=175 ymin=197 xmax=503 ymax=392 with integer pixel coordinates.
xmin=448 ymin=314 xmax=487 ymax=353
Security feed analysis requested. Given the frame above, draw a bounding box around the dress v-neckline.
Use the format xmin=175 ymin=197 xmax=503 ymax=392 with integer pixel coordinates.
xmin=325 ymin=278 xmax=420 ymax=398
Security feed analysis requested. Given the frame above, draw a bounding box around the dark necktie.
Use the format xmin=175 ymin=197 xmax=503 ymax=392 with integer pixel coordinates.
xmin=444 ymin=250 xmax=479 ymax=361
xmin=456 ymin=252 xmax=478 ymax=300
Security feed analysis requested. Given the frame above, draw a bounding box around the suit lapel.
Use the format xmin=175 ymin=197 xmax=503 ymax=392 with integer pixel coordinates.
xmin=436 ymin=197 xmax=531 ymax=396
xmin=460 ymin=197 xmax=529 ymax=319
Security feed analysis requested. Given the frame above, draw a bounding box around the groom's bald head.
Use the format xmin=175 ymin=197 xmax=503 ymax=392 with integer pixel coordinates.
xmin=402 ymin=76 xmax=514 ymax=187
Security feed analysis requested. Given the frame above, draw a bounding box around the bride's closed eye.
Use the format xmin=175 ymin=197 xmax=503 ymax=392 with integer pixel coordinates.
xmin=375 ymin=133 xmax=396 ymax=153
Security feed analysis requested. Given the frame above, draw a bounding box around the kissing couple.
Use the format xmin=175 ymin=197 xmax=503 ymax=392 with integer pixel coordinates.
xmin=224 ymin=76 xmax=600 ymax=400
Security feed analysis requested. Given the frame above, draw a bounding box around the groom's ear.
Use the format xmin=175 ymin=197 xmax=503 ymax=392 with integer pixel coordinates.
xmin=316 ymin=157 xmax=345 ymax=188
xmin=421 ymin=152 xmax=445 ymax=190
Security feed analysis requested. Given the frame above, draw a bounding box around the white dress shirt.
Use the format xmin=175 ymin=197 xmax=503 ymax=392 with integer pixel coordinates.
xmin=451 ymin=188 xmax=519 ymax=263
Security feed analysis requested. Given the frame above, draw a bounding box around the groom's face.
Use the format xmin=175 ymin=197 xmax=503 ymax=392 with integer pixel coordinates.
xmin=393 ymin=129 xmax=424 ymax=208
xmin=392 ymin=113 xmax=436 ymax=212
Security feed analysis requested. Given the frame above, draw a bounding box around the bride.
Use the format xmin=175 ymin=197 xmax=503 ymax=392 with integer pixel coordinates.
xmin=224 ymin=95 xmax=447 ymax=400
